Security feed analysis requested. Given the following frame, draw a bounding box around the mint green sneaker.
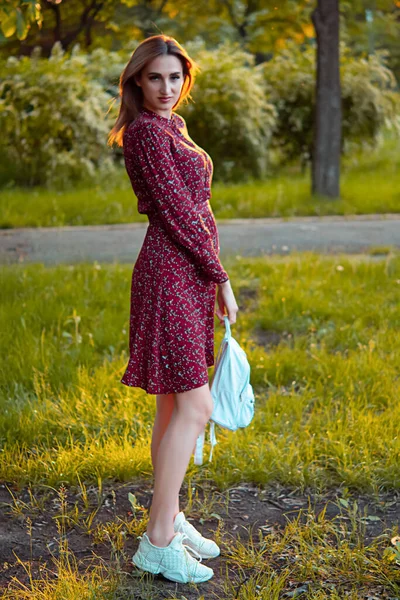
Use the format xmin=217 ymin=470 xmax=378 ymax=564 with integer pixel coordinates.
xmin=132 ymin=531 xmax=214 ymax=583
xmin=173 ymin=511 xmax=220 ymax=559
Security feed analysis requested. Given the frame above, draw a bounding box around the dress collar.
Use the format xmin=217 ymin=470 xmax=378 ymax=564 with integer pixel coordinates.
xmin=140 ymin=106 xmax=176 ymax=124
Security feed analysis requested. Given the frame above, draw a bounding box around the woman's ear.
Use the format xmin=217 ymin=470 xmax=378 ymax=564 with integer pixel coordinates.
xmin=134 ymin=76 xmax=141 ymax=88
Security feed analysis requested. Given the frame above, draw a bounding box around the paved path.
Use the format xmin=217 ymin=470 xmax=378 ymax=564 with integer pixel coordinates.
xmin=1 ymin=214 xmax=399 ymax=265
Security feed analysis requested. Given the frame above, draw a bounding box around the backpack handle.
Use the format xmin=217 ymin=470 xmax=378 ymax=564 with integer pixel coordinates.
xmin=223 ymin=315 xmax=231 ymax=339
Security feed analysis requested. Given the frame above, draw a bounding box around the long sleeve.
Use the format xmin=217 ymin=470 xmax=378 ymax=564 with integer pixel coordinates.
xmin=125 ymin=121 xmax=229 ymax=285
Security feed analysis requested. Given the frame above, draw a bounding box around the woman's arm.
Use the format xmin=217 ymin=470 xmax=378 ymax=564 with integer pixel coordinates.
xmin=124 ymin=121 xmax=229 ymax=285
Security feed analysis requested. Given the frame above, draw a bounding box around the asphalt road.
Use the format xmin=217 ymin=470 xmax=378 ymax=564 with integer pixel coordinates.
xmin=1 ymin=214 xmax=399 ymax=265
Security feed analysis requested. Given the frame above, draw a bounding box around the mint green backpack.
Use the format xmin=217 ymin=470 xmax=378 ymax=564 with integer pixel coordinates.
xmin=194 ymin=316 xmax=255 ymax=465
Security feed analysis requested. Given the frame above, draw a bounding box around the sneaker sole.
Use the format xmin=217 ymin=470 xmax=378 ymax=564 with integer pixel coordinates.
xmin=132 ymin=552 xmax=214 ymax=584
xmin=200 ymin=550 xmax=220 ymax=559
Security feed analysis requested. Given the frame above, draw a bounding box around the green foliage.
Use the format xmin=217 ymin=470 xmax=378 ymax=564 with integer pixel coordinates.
xmin=75 ymin=45 xmax=127 ymax=100
xmin=0 ymin=0 xmax=42 ymax=41
xmin=258 ymin=40 xmax=400 ymax=167
xmin=340 ymin=1 xmax=400 ymax=87
xmin=341 ymin=46 xmax=400 ymax=149
xmin=0 ymin=39 xmax=277 ymax=187
xmin=180 ymin=39 xmax=277 ymax=182
xmin=2 ymin=35 xmax=399 ymax=189
xmin=0 ymin=42 xmax=118 ymax=188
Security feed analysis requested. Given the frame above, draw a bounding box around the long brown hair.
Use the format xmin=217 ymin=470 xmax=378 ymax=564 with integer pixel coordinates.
xmin=107 ymin=35 xmax=200 ymax=148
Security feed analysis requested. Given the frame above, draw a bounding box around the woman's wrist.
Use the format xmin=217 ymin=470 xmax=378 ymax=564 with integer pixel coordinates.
xmin=218 ymin=278 xmax=230 ymax=287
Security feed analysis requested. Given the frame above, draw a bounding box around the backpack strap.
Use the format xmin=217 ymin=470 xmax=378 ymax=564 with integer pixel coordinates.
xmin=194 ymin=429 xmax=205 ymax=465
xmin=193 ymin=420 xmax=219 ymax=465
xmin=223 ymin=315 xmax=231 ymax=339
xmin=208 ymin=420 xmax=217 ymax=462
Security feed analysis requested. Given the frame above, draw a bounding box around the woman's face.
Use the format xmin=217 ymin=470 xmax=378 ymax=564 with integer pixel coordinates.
xmin=135 ymin=54 xmax=184 ymax=118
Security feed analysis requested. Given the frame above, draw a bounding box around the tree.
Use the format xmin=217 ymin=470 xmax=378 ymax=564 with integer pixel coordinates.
xmin=210 ymin=0 xmax=315 ymax=62
xmin=311 ymin=0 xmax=342 ymax=198
xmin=0 ymin=0 xmax=177 ymax=56
xmin=0 ymin=0 xmax=43 ymax=41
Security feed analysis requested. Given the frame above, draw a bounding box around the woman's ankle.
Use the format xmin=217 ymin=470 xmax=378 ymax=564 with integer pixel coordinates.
xmin=146 ymin=529 xmax=177 ymax=548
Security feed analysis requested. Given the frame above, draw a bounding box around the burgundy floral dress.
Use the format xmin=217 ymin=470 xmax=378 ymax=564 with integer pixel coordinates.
xmin=120 ymin=106 xmax=229 ymax=395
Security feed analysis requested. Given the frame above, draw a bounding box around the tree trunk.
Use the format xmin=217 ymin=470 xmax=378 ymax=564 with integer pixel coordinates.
xmin=311 ymin=0 xmax=342 ymax=198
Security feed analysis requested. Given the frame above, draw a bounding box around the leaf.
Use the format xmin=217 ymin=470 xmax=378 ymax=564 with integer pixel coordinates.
xmin=284 ymin=585 xmax=309 ymax=598
xmin=210 ymin=512 xmax=222 ymax=520
xmin=1 ymin=10 xmax=17 ymax=37
xmin=128 ymin=492 xmax=137 ymax=513
xmin=16 ymin=10 xmax=29 ymax=41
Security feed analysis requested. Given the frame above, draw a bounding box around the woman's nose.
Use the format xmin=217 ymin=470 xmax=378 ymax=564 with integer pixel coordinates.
xmin=160 ymin=80 xmax=172 ymax=94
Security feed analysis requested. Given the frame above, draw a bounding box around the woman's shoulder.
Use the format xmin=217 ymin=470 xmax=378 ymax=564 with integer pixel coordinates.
xmin=125 ymin=113 xmax=163 ymax=134
xmin=173 ymin=112 xmax=189 ymax=135
xmin=123 ymin=114 xmax=169 ymax=150
xmin=173 ymin=112 xmax=186 ymax=127
xmin=125 ymin=110 xmax=185 ymax=134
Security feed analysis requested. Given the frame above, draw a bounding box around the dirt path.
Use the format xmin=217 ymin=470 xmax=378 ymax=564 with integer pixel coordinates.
xmin=1 ymin=214 xmax=400 ymax=265
xmin=1 ymin=480 xmax=399 ymax=597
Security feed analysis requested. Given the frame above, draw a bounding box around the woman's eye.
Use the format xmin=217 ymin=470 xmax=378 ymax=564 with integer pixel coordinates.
xmin=149 ymin=75 xmax=180 ymax=80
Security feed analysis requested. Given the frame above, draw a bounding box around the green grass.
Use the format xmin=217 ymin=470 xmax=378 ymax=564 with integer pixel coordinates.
xmin=2 ymin=253 xmax=400 ymax=598
xmin=1 ymin=136 xmax=399 ymax=228
xmin=1 ymin=252 xmax=400 ymax=492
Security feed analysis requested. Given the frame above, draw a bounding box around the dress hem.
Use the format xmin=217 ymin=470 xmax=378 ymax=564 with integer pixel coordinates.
xmin=120 ymin=374 xmax=211 ymax=395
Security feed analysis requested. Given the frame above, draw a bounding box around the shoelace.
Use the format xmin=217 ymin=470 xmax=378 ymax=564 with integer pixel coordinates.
xmin=181 ymin=520 xmax=207 ymax=548
xmin=182 ymin=541 xmax=203 ymax=563
xmin=174 ymin=528 xmax=203 ymax=561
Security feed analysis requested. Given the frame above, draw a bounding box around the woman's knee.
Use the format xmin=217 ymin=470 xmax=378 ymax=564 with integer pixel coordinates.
xmin=174 ymin=383 xmax=213 ymax=427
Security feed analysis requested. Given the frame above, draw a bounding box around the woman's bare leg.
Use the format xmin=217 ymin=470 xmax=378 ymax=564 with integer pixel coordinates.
xmin=151 ymin=394 xmax=200 ymax=519
xmin=146 ymin=383 xmax=213 ymax=547
xmin=151 ymin=393 xmax=180 ymax=519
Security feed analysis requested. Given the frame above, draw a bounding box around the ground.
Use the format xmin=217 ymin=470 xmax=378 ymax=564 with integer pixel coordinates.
xmin=1 ymin=480 xmax=399 ymax=598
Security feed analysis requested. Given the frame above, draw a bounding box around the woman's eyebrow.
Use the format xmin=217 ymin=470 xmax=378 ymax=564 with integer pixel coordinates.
xmin=147 ymin=71 xmax=181 ymax=75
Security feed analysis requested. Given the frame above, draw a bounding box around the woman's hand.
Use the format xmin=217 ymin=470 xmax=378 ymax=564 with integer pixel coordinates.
xmin=215 ymin=280 xmax=239 ymax=325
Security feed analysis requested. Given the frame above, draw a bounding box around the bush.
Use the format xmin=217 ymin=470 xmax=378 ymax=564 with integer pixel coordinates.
xmin=181 ymin=39 xmax=277 ymax=182
xmin=258 ymin=40 xmax=400 ymax=169
xmin=0 ymin=42 xmax=119 ymax=189
xmin=0 ymin=39 xmax=276 ymax=187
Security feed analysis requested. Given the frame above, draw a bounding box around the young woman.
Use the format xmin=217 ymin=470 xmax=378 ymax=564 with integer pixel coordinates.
xmin=108 ymin=34 xmax=239 ymax=584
